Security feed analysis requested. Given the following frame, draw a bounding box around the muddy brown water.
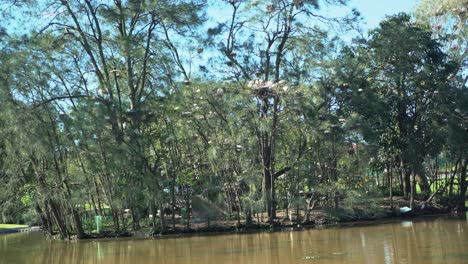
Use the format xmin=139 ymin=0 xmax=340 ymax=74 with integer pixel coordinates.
xmin=1 ymin=216 xmax=468 ymax=264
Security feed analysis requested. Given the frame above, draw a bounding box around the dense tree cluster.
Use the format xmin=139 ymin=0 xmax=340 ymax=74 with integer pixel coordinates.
xmin=0 ymin=0 xmax=466 ymax=239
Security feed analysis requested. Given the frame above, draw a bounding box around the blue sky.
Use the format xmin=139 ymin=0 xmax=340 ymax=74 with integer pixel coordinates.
xmin=200 ymin=0 xmax=422 ymax=78
xmin=207 ymin=1 xmax=420 ymax=33
xmin=347 ymin=0 xmax=419 ymax=29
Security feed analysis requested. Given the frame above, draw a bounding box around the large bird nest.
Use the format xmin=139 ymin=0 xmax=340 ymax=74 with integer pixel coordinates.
xmin=248 ymin=80 xmax=288 ymax=100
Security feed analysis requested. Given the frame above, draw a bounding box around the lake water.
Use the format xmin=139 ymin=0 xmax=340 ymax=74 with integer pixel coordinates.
xmin=1 ymin=216 xmax=468 ymax=264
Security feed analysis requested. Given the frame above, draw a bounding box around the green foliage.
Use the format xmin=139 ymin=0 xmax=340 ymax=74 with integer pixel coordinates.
xmin=0 ymin=1 xmax=465 ymax=237
xmin=326 ymin=193 xmax=386 ymax=222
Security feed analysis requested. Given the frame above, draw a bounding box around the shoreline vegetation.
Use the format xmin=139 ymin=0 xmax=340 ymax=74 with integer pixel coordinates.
xmin=3 ymin=196 xmax=462 ymax=240
xmin=1 ymin=211 xmax=459 ymax=240
xmin=77 ymin=197 xmax=467 ymax=240
xmin=0 ymin=1 xmax=466 ymax=241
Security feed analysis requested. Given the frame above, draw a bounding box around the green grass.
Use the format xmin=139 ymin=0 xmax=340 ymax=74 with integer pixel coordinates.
xmin=416 ymin=178 xmax=461 ymax=194
xmin=0 ymin=224 xmax=28 ymax=229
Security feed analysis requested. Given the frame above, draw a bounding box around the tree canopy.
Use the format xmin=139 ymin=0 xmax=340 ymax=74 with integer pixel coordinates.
xmin=0 ymin=1 xmax=466 ymax=239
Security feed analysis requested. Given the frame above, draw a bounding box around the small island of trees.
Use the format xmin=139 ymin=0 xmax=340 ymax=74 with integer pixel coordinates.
xmin=0 ymin=0 xmax=466 ymax=239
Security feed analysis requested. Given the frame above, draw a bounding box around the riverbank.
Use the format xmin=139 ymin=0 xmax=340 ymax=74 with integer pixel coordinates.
xmin=41 ymin=209 xmax=457 ymax=241
xmin=0 ymin=225 xmax=41 ymax=235
xmin=76 ymin=196 xmax=459 ymax=240
xmin=14 ymin=195 xmax=462 ymax=240
xmin=114 ymin=212 xmax=458 ymax=242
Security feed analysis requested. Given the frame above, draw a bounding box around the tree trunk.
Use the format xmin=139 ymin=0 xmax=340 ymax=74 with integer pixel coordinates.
xmin=410 ymin=172 xmax=415 ymax=209
xmin=262 ymin=163 xmax=272 ymax=222
xmin=398 ymin=163 xmax=404 ymax=195
xmin=303 ymin=196 xmax=318 ymax=224
xmin=171 ymin=172 xmax=176 ymax=231
xmin=185 ymin=186 xmax=191 ymax=229
xmin=132 ymin=209 xmax=141 ymax=231
xmin=64 ymin=180 xmax=85 ymax=239
xmin=71 ymin=208 xmax=85 ymax=239
xmin=270 ymin=170 xmax=277 ymax=219
xmin=150 ymin=202 xmax=157 ymax=233
xmin=258 ymin=93 xmax=280 ymax=223
xmin=159 ymin=203 xmax=166 ymax=234
xmin=245 ymin=207 xmax=252 ymax=227
xmin=404 ymin=170 xmax=411 ymax=199
xmin=111 ymin=208 xmax=120 ymax=232
xmin=389 ymin=161 xmax=393 ymax=209
xmin=49 ymin=199 xmax=69 ymax=239
xmin=44 ymin=202 xmax=54 ymax=236
xmin=224 ymin=186 xmax=233 ymax=215
xmin=35 ymin=202 xmax=52 ymax=237
xmin=414 ymin=161 xmax=430 ymax=196
xmin=259 ymin=108 xmax=273 ymax=222
xmin=458 ymin=158 xmax=467 ymax=213
xmin=400 ymin=159 xmax=411 ymax=198
xmin=449 ymin=159 xmax=460 ymax=196
xmin=295 ymin=197 xmax=300 ymax=223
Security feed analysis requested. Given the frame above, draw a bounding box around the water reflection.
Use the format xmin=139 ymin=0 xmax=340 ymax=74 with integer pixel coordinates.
xmin=383 ymin=240 xmax=391 ymax=264
xmin=401 ymin=220 xmax=413 ymax=228
xmin=1 ymin=217 xmax=468 ymax=264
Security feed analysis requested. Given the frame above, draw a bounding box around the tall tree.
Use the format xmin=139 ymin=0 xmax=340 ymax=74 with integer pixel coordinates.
xmin=205 ymin=0 xmax=358 ymax=221
xmin=340 ymin=14 xmax=457 ymax=204
xmin=415 ymin=0 xmax=468 ymax=212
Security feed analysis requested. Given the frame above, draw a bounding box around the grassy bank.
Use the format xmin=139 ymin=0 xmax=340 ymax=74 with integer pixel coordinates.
xmin=0 ymin=224 xmax=28 ymax=229
xmin=0 ymin=224 xmax=30 ymax=235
